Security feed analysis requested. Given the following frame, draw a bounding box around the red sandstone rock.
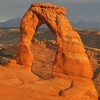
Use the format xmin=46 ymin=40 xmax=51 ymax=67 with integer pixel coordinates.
xmin=16 ymin=3 xmax=93 ymax=79
xmin=15 ymin=3 xmax=98 ymax=100
xmin=0 ymin=65 xmax=98 ymax=100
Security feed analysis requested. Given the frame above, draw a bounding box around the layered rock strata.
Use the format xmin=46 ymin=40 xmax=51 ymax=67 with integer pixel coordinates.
xmin=16 ymin=3 xmax=93 ymax=78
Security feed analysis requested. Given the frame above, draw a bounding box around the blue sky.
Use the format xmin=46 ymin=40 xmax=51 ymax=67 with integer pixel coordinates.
xmin=0 ymin=0 xmax=100 ymax=22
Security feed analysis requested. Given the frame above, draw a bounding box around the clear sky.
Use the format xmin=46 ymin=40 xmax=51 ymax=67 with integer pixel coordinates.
xmin=0 ymin=0 xmax=100 ymax=22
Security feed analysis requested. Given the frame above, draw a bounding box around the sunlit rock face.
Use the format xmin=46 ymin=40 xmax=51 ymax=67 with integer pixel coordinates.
xmin=16 ymin=3 xmax=93 ymax=79
xmin=0 ymin=3 xmax=98 ymax=100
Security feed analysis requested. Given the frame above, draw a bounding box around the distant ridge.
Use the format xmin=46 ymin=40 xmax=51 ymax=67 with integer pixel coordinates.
xmin=0 ymin=17 xmax=100 ymax=30
xmin=72 ymin=20 xmax=100 ymax=30
xmin=0 ymin=17 xmax=21 ymax=28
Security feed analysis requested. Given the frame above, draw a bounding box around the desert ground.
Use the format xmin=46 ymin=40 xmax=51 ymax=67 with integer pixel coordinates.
xmin=0 ymin=28 xmax=100 ymax=100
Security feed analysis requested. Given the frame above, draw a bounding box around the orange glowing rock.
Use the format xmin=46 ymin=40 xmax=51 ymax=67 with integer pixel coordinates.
xmin=16 ymin=3 xmax=93 ymax=79
xmin=0 ymin=3 xmax=98 ymax=100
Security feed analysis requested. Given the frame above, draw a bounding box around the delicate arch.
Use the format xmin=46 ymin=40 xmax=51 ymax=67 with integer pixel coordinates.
xmin=16 ymin=3 xmax=93 ymax=79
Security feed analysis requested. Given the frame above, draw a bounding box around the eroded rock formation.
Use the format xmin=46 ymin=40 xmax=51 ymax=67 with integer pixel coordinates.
xmin=0 ymin=3 xmax=98 ymax=100
xmin=16 ymin=3 xmax=93 ymax=79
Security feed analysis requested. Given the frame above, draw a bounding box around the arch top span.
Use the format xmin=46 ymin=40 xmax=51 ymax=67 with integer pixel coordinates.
xmin=16 ymin=3 xmax=93 ymax=79
xmin=30 ymin=3 xmax=67 ymax=15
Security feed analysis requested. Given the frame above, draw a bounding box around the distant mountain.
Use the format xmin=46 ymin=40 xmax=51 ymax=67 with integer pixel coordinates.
xmin=0 ymin=17 xmax=21 ymax=28
xmin=0 ymin=17 xmax=100 ymax=30
xmin=72 ymin=20 xmax=100 ymax=30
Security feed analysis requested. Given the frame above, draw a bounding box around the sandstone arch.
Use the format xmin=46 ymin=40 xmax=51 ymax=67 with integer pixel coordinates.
xmin=16 ymin=3 xmax=93 ymax=79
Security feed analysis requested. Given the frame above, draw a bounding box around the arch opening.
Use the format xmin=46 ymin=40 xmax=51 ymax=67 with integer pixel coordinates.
xmin=31 ymin=24 xmax=57 ymax=79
